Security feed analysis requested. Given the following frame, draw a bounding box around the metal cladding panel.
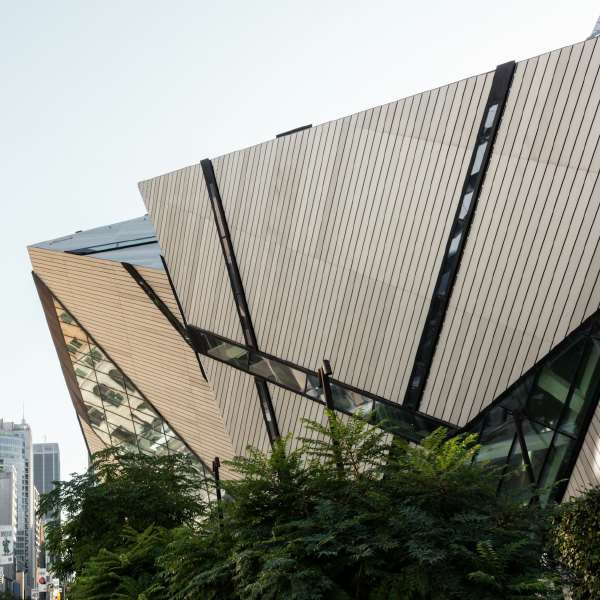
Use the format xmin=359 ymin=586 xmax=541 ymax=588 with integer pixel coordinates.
xmin=422 ymin=38 xmax=600 ymax=424
xmin=268 ymin=385 xmax=331 ymax=453
xmin=139 ymin=166 xmax=278 ymax=449
xmin=28 ymin=247 xmax=237 ymax=477
xmin=138 ymin=168 xmax=242 ymax=345
xmin=200 ymin=355 xmax=271 ymax=459
xmin=205 ymin=72 xmax=492 ymax=404
xmin=565 ymin=400 xmax=600 ymax=498
xmin=79 ymin=417 xmax=107 ymax=457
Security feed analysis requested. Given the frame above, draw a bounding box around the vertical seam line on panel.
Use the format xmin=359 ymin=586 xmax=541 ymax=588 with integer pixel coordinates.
xmin=403 ymin=61 xmax=517 ymax=410
xmin=200 ymin=158 xmax=281 ymax=443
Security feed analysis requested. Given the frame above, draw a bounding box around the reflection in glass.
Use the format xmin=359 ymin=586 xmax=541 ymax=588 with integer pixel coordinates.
xmin=471 ymin=142 xmax=488 ymax=175
xmin=525 ymin=336 xmax=586 ymax=428
xmin=249 ymin=354 xmax=307 ymax=392
xmin=537 ymin=434 xmax=577 ymax=505
xmin=474 ymin=407 xmax=516 ymax=470
xmin=500 ymin=419 xmax=553 ymax=493
xmin=559 ymin=338 xmax=600 ymax=437
xmin=201 ymin=333 xmax=249 ymax=369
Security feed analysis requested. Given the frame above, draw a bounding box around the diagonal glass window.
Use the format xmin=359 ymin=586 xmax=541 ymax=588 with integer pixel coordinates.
xmin=464 ymin=311 xmax=600 ymax=505
xmin=49 ymin=295 xmax=213 ymax=497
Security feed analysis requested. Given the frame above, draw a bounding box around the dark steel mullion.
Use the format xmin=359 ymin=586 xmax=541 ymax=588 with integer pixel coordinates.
xmin=495 ymin=432 xmax=519 ymax=496
xmin=320 ymin=360 xmax=344 ymax=470
xmin=201 ymin=158 xmax=280 ymax=442
xmin=404 ymin=61 xmax=516 ymax=410
xmin=511 ymin=412 xmax=536 ymax=488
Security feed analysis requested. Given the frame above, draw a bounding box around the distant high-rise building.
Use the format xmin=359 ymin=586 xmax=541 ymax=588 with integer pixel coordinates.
xmin=0 ymin=465 xmax=18 ymax=593
xmin=0 ymin=419 xmax=37 ymax=595
xmin=33 ymin=443 xmax=60 ymax=521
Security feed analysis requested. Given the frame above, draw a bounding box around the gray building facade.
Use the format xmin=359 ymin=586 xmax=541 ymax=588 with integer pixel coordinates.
xmin=33 ymin=443 xmax=60 ymax=522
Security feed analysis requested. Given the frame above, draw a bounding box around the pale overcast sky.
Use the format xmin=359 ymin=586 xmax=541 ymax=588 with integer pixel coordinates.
xmin=1 ymin=0 xmax=598 ymax=479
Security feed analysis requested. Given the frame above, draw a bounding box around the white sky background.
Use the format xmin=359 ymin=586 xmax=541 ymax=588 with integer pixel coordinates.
xmin=0 ymin=0 xmax=598 ymax=480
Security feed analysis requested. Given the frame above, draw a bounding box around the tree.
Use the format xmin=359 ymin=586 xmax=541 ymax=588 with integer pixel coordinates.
xmin=37 ymin=448 xmax=210 ymax=580
xmin=553 ymin=484 xmax=600 ymax=599
xmin=162 ymin=411 xmax=563 ymax=599
xmin=70 ymin=526 xmax=174 ymax=600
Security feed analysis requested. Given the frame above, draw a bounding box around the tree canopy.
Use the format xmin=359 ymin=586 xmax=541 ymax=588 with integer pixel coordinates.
xmin=37 ymin=448 xmax=209 ymax=579
xmin=39 ymin=410 xmax=592 ymax=599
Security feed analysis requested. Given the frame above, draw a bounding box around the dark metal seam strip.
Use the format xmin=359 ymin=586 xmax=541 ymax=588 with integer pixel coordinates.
xmin=33 ymin=271 xmax=213 ymax=476
xmin=200 ymin=158 xmax=281 ymax=442
xmin=404 ymin=61 xmax=517 ymax=410
xmin=121 ymin=260 xmax=208 ymax=381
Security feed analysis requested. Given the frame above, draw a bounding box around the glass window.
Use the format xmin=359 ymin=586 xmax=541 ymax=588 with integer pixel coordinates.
xmin=249 ymin=354 xmax=307 ymax=392
xmin=470 ymin=141 xmax=488 ymax=175
xmin=330 ymin=384 xmax=375 ymax=415
xmin=201 ymin=334 xmax=249 ymax=369
xmin=559 ymin=337 xmax=600 ymax=437
xmin=91 ymin=427 xmax=112 ymax=447
xmin=499 ymin=418 xmax=553 ymax=493
xmin=526 ymin=336 xmax=586 ymax=428
xmin=92 ymin=383 xmax=126 ymax=408
xmin=80 ymin=389 xmax=104 ymax=410
xmin=499 ymin=372 xmax=535 ymax=412
xmin=475 ymin=407 xmax=516 ymax=470
xmin=107 ymin=421 xmax=137 ymax=444
xmin=459 ymin=192 xmax=473 ymax=220
xmin=305 ymin=374 xmax=324 ymax=401
xmin=108 ymin=368 xmax=136 ymax=392
xmin=537 ymin=433 xmax=578 ymax=505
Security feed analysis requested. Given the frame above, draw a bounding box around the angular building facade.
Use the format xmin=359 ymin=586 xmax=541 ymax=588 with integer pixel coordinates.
xmin=31 ymin=37 xmax=600 ymax=505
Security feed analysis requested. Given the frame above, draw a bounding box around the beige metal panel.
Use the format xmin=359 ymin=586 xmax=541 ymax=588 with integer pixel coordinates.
xmin=175 ymin=73 xmax=491 ymax=409
xmin=79 ymin=417 xmax=107 ymax=457
xmin=28 ymin=247 xmax=237 ymax=478
xmin=423 ymin=38 xmax=600 ymax=424
xmin=200 ymin=355 xmax=271 ymax=459
xmin=268 ymin=386 xmax=331 ymax=454
xmin=140 ymin=166 xmax=242 ymax=345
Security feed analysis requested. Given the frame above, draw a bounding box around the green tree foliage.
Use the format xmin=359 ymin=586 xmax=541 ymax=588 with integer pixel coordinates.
xmin=70 ymin=526 xmax=174 ymax=600
xmin=162 ymin=411 xmax=563 ymax=600
xmin=553 ymin=485 xmax=600 ymax=599
xmin=37 ymin=448 xmax=210 ymax=580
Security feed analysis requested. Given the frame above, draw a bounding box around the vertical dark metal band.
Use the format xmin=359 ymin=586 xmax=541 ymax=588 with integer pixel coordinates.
xmin=512 ymin=412 xmax=536 ymax=487
xmin=404 ymin=61 xmax=516 ymax=409
xmin=200 ymin=158 xmax=280 ymax=442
